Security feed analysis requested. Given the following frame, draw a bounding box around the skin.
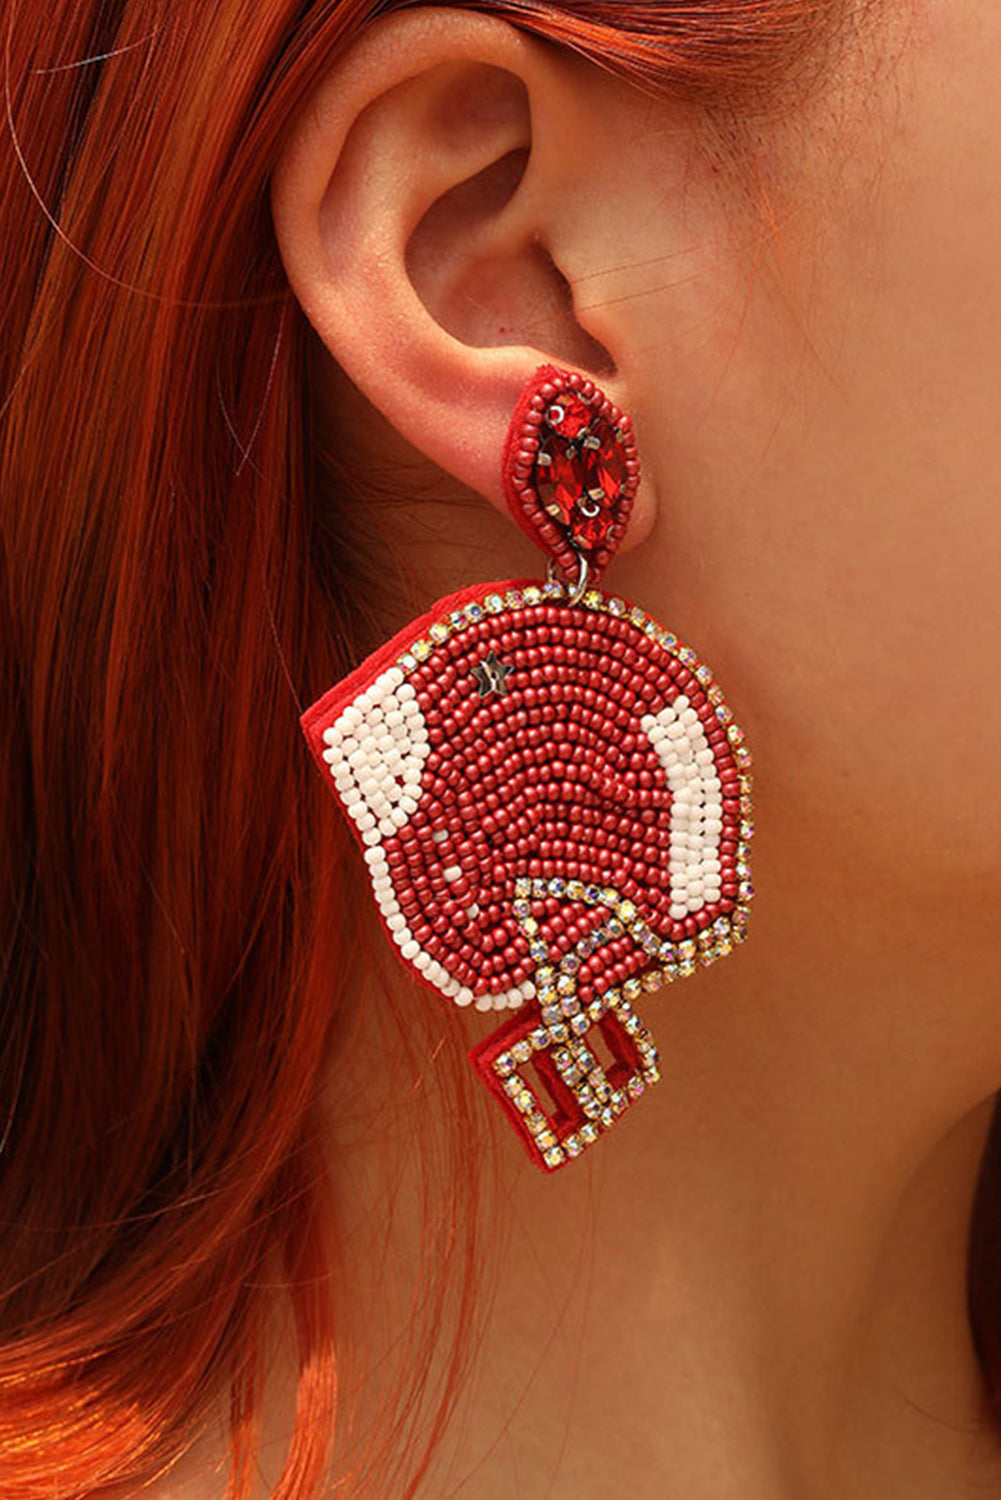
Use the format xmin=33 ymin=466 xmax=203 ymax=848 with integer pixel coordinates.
xmin=167 ymin=1 xmax=1001 ymax=1494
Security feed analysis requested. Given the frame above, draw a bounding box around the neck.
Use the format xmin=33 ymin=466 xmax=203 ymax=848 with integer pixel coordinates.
xmin=407 ymin=811 xmax=1001 ymax=1499
xmin=478 ymin=1088 xmax=995 ymax=1500
xmin=207 ymin=683 xmax=1001 ymax=1499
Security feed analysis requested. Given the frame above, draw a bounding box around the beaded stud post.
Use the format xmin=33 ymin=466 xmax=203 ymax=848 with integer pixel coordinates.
xmin=300 ymin=363 xmax=754 ymax=1173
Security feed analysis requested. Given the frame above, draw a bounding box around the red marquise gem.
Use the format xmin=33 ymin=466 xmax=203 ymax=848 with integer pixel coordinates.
xmin=573 ymin=508 xmax=612 ymax=548
xmin=540 ymin=427 xmax=626 ymax=542
xmin=544 ymin=394 xmax=594 ymax=440
xmin=542 ymin=443 xmax=584 ymax=526
xmin=590 ymin=436 xmax=626 ymax=504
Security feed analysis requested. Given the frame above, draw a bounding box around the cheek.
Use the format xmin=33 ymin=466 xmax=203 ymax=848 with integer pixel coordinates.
xmin=619 ymin=0 xmax=1001 ymax=902
xmin=776 ymin=1 xmax=1001 ymax=880
xmin=708 ymin=477 xmax=998 ymax=884
xmin=642 ymin=397 xmax=1001 ymax=901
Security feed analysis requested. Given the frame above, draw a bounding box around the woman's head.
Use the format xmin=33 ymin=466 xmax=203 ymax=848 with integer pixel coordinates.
xmin=3 ymin=0 xmax=1001 ymax=1495
xmin=274 ymin=0 xmax=1001 ymax=1012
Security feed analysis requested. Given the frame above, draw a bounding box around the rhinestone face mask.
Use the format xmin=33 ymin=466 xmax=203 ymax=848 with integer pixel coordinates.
xmin=300 ymin=365 xmax=753 ymax=1172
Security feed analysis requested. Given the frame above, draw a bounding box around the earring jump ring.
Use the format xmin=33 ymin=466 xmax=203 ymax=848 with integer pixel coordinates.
xmin=547 ymin=550 xmax=590 ymax=606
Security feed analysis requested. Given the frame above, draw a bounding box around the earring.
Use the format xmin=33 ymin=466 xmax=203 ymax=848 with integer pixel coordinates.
xmin=301 ymin=363 xmax=753 ymax=1173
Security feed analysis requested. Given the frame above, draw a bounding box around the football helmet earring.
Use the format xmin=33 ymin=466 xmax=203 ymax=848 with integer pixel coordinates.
xmin=300 ymin=364 xmax=754 ymax=1172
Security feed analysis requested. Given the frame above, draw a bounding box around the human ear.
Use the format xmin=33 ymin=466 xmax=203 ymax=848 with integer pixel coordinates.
xmin=269 ymin=5 xmax=659 ymax=541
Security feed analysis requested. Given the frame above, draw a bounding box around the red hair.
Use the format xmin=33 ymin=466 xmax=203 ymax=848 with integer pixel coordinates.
xmin=3 ymin=0 xmax=997 ymax=1496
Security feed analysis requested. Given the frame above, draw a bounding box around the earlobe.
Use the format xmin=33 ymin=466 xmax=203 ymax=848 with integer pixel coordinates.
xmin=269 ymin=6 xmax=648 ymax=533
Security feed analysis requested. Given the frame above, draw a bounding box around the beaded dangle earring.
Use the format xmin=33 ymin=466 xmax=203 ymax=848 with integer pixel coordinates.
xmin=300 ymin=363 xmax=754 ymax=1173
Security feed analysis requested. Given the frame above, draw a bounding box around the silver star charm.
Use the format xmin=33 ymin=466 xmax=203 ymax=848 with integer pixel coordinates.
xmin=471 ymin=650 xmax=514 ymax=699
